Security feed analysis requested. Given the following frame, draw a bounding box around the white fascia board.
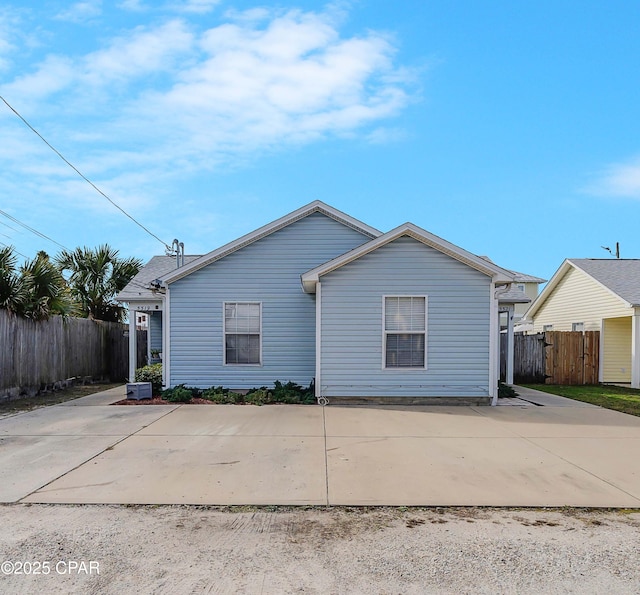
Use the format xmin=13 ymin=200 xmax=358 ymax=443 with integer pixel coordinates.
xmin=163 ymin=200 xmax=382 ymax=285
xmin=301 ymin=222 xmax=516 ymax=293
xmin=117 ymin=298 xmax=164 ymax=311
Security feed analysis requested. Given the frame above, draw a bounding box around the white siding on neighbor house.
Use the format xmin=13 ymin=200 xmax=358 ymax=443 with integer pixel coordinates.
xmin=602 ymin=317 xmax=632 ymax=383
xmin=319 ymin=236 xmax=492 ymax=398
xmin=168 ymin=212 xmax=371 ymax=389
xmin=532 ymin=266 xmax=631 ymax=332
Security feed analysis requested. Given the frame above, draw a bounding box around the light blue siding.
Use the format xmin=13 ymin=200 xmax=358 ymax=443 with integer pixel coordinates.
xmin=149 ymin=311 xmax=163 ymax=352
xmin=168 ymin=212 xmax=371 ymax=388
xmin=319 ymin=236 xmax=492 ymax=398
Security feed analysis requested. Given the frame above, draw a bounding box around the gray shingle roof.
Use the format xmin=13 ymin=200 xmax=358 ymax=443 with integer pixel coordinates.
xmin=498 ymin=286 xmax=531 ymax=304
xmin=508 ymin=269 xmax=546 ymax=283
xmin=570 ymin=259 xmax=640 ymax=306
xmin=116 ymin=255 xmax=202 ymax=301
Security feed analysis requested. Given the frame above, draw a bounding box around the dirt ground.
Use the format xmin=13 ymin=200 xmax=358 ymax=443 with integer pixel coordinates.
xmin=0 ymin=505 xmax=638 ymax=594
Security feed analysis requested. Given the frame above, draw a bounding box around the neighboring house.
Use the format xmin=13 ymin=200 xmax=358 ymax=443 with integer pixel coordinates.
xmin=523 ymin=259 xmax=640 ymax=388
xmin=118 ymin=201 xmax=524 ymax=404
xmin=509 ymin=270 xmax=547 ymax=320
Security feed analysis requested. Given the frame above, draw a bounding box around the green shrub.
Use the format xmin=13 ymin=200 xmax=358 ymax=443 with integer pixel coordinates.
xmin=134 ymin=364 xmax=163 ymax=395
xmin=162 ymin=385 xmax=193 ymax=403
xmin=245 ymin=388 xmax=272 ymax=406
xmin=202 ymin=387 xmax=243 ymax=404
xmin=498 ymin=382 xmax=518 ymax=398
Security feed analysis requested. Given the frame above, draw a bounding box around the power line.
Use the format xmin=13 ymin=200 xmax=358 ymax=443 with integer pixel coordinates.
xmin=0 ymin=220 xmax=21 ymax=234
xmin=0 ymin=241 xmax=29 ymax=260
xmin=0 ymin=95 xmax=171 ymax=251
xmin=0 ymin=208 xmax=68 ymax=250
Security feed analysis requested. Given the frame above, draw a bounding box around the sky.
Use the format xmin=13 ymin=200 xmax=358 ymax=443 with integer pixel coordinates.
xmin=1 ymin=0 xmax=639 ymax=282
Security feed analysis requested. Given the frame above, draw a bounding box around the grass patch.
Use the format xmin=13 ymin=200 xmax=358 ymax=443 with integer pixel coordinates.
xmin=521 ymin=384 xmax=640 ymax=417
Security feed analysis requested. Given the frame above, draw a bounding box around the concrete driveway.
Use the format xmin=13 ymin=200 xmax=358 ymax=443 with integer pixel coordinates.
xmin=1 ymin=386 xmax=639 ymax=507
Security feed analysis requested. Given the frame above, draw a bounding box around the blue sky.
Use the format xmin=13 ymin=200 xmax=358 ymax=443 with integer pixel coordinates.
xmin=1 ymin=1 xmax=639 ymax=281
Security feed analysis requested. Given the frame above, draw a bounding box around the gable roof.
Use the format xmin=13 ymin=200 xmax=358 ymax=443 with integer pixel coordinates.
xmin=162 ymin=200 xmax=381 ymax=285
xmin=525 ymin=258 xmax=640 ymax=318
xmin=117 ymin=255 xmax=202 ymax=302
xmin=301 ymin=222 xmax=516 ymax=292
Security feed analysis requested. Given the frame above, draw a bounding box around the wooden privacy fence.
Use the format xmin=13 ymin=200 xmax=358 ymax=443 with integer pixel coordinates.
xmin=502 ymin=331 xmax=600 ymax=385
xmin=0 ymin=309 xmax=147 ymax=396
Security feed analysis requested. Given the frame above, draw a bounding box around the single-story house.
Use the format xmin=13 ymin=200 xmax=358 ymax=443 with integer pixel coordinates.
xmin=118 ymin=201 xmax=530 ymax=404
xmin=523 ymin=258 xmax=640 ymax=388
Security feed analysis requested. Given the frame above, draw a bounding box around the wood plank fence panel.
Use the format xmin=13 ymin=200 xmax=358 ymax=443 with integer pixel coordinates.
xmin=510 ymin=331 xmax=600 ymax=385
xmin=0 ymin=310 xmax=146 ymax=395
xmin=512 ymin=333 xmax=547 ymax=383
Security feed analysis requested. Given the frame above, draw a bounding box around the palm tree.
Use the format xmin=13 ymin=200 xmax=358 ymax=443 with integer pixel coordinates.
xmin=20 ymin=252 xmax=77 ymax=320
xmin=0 ymin=246 xmax=26 ymax=314
xmin=0 ymin=247 xmax=76 ymax=320
xmin=55 ymin=245 xmax=142 ymax=322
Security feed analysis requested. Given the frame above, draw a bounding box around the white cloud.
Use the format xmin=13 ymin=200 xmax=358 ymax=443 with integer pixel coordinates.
xmin=167 ymin=0 xmax=221 ymax=15
xmin=55 ymin=1 xmax=103 ymax=23
xmin=587 ymin=156 xmax=640 ymax=199
xmin=0 ymin=5 xmax=414 ymax=224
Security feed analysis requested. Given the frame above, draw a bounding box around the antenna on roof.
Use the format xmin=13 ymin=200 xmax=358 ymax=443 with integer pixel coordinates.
xmin=601 ymin=242 xmax=620 ymax=259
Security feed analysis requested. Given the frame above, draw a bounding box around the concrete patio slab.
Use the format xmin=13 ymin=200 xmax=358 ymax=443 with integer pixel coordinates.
xmin=3 ymin=386 xmax=640 ymax=507
xmin=472 ymin=405 xmax=640 ymax=438
xmin=0 ymin=434 xmax=124 ymax=502
xmin=325 ymin=405 xmax=516 ymax=438
xmin=23 ymin=435 xmax=328 ymax=505
xmin=0 ymin=404 xmax=178 ymax=436
xmin=137 ymin=404 xmax=325 ymax=437
xmin=529 ymin=437 xmax=640 ymax=500
xmin=325 ymin=436 xmax=640 ymax=507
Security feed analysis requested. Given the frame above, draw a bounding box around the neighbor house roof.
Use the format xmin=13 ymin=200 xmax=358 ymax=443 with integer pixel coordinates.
xmin=117 ymin=255 xmax=202 ymax=302
xmin=509 ymin=270 xmax=546 ymax=284
xmin=498 ymin=286 xmax=531 ymax=304
xmin=161 ymin=201 xmax=382 ymax=285
xmin=301 ymin=222 xmax=516 ymax=293
xmin=525 ymin=258 xmax=640 ymax=319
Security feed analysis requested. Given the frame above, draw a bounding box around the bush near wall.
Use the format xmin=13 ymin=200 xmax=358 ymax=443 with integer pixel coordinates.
xmin=161 ymin=380 xmax=315 ymax=405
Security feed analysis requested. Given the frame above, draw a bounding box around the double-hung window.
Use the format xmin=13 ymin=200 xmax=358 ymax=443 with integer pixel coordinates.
xmin=224 ymin=302 xmax=261 ymax=365
xmin=384 ymin=296 xmax=427 ymax=369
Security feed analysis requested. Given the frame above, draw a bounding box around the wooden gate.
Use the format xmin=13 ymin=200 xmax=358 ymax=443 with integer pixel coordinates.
xmin=544 ymin=331 xmax=599 ymax=384
xmin=509 ymin=331 xmax=600 ymax=385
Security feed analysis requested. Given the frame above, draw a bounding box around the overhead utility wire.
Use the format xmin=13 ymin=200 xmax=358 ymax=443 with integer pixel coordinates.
xmin=0 ymin=95 xmax=171 ymax=251
xmin=0 ymin=241 xmax=29 ymax=260
xmin=0 ymin=208 xmax=67 ymax=250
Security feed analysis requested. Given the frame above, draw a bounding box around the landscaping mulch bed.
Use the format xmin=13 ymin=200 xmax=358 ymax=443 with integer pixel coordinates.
xmin=112 ymin=398 xmax=243 ymax=405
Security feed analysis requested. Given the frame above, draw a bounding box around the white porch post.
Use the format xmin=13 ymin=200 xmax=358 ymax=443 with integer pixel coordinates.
xmin=489 ymin=283 xmax=499 ymax=406
xmin=315 ymin=282 xmax=322 ymax=399
xmin=632 ymin=308 xmax=640 ymax=389
xmin=128 ymin=308 xmax=137 ymax=382
xmin=506 ymin=305 xmax=515 ymax=385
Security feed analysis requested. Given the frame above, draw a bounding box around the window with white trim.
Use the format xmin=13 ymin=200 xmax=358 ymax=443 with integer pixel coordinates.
xmin=572 ymin=322 xmax=584 ymax=332
xmin=543 ymin=324 xmax=553 ymax=331
xmin=384 ymin=296 xmax=426 ymax=368
xmin=224 ymin=302 xmax=261 ymax=365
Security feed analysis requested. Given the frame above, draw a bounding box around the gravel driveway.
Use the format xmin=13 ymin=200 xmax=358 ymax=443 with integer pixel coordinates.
xmin=0 ymin=504 xmax=638 ymax=594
